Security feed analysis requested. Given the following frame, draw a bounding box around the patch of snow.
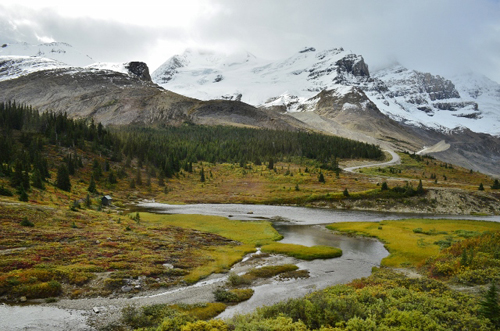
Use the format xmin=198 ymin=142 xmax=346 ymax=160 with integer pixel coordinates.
xmin=0 ymin=55 xmax=71 ymax=81
xmin=0 ymin=42 xmax=94 ymax=67
xmin=86 ymin=62 xmax=128 ymax=75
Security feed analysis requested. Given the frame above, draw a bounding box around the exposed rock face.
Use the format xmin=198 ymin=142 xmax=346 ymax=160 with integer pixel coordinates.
xmin=417 ymin=72 xmax=460 ymax=101
xmin=308 ymin=87 xmax=426 ymax=151
xmin=335 ymin=54 xmax=370 ymax=78
xmin=125 ymin=62 xmax=151 ymax=81
xmin=0 ymin=65 xmax=303 ymax=131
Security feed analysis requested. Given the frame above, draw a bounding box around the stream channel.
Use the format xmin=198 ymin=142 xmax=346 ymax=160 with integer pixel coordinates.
xmin=2 ymin=203 xmax=500 ymax=330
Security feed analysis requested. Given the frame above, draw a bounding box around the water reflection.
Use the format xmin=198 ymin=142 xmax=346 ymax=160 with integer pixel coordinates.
xmin=136 ymin=202 xmax=500 ymax=225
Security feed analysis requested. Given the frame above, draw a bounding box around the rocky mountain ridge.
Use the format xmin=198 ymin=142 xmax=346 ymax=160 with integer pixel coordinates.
xmin=0 ymin=59 xmax=302 ymax=131
xmin=152 ymin=47 xmax=500 ymax=136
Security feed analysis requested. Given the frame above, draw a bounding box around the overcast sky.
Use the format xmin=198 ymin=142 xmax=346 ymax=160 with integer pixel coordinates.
xmin=1 ymin=0 xmax=500 ymax=82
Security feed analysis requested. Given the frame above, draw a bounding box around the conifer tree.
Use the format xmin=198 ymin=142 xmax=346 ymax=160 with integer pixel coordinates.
xmin=381 ymin=182 xmax=389 ymax=191
xmin=318 ymin=172 xmax=325 ymax=183
xmin=479 ymin=183 xmax=485 ymax=191
xmin=92 ymin=159 xmax=102 ymax=180
xmin=200 ymin=167 xmax=205 ymax=182
xmin=19 ymin=186 xmax=29 ymax=202
xmin=10 ymin=160 xmax=24 ymax=189
xmin=158 ymin=172 xmax=165 ymax=186
xmin=22 ymin=170 xmax=30 ymax=191
xmin=56 ymin=164 xmax=71 ymax=192
xmin=67 ymin=155 xmax=75 ymax=175
xmin=32 ymin=168 xmax=45 ymax=190
xmin=85 ymin=193 xmax=91 ymax=208
xmin=136 ymin=168 xmax=142 ymax=186
xmin=108 ymin=171 xmax=117 ymax=184
xmin=343 ymin=188 xmax=349 ymax=197
xmin=416 ymin=179 xmax=424 ymax=194
xmin=479 ymin=283 xmax=500 ymax=327
xmin=268 ymin=158 xmax=274 ymax=170
xmin=492 ymin=179 xmax=500 ymax=189
xmin=88 ymin=175 xmax=97 ymax=193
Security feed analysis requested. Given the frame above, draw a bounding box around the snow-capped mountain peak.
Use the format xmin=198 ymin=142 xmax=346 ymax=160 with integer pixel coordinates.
xmin=0 ymin=42 xmax=94 ymax=67
xmin=151 ymin=46 xmax=369 ymax=107
xmin=152 ymin=47 xmax=500 ymax=136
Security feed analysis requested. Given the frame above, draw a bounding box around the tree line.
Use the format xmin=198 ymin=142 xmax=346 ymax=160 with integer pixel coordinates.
xmin=0 ymin=101 xmax=383 ymax=195
xmin=114 ymin=124 xmax=383 ymax=178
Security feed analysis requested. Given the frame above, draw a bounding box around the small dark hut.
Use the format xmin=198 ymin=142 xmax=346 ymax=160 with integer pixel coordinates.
xmin=101 ymin=195 xmax=112 ymax=206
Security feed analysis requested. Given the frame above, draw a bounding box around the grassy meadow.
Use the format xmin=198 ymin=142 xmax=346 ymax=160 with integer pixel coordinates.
xmin=327 ymin=218 xmax=500 ymax=267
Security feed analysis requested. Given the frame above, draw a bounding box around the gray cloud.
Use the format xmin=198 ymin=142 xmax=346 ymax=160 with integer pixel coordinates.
xmin=1 ymin=1 xmax=500 ymax=82
xmin=191 ymin=0 xmax=500 ymax=80
xmin=0 ymin=4 xmax=186 ymax=66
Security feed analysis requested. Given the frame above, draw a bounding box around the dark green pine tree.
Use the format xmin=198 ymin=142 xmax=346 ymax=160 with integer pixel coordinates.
xmin=92 ymin=160 xmax=102 ymax=180
xmin=136 ymin=168 xmax=142 ymax=186
xmin=85 ymin=193 xmax=91 ymax=208
xmin=32 ymin=168 xmax=45 ymax=190
xmin=10 ymin=159 xmax=24 ymax=189
xmin=479 ymin=183 xmax=485 ymax=191
xmin=22 ymin=170 xmax=30 ymax=191
xmin=108 ymin=171 xmax=117 ymax=184
xmin=343 ymin=188 xmax=350 ymax=197
xmin=158 ymin=172 xmax=165 ymax=187
xmin=318 ymin=172 xmax=325 ymax=183
xmin=18 ymin=185 xmax=29 ymax=202
xmin=492 ymin=179 xmax=500 ymax=189
xmin=479 ymin=283 xmax=500 ymax=328
xmin=268 ymin=158 xmax=274 ymax=170
xmin=381 ymin=182 xmax=389 ymax=191
xmin=67 ymin=155 xmax=75 ymax=175
xmin=56 ymin=164 xmax=71 ymax=192
xmin=416 ymin=179 xmax=424 ymax=194
xmin=200 ymin=167 xmax=205 ymax=182
xmin=88 ymin=175 xmax=97 ymax=193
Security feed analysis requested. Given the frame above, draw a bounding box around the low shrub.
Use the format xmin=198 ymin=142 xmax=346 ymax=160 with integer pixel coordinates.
xmin=14 ymin=280 xmax=62 ymax=299
xmin=175 ymin=302 xmax=227 ymax=320
xmin=248 ymin=264 xmax=299 ymax=278
xmin=20 ymin=217 xmax=34 ymax=227
xmin=214 ymin=288 xmax=254 ymax=303
xmin=227 ymin=272 xmax=252 ymax=286
xmin=104 ymin=277 xmax=124 ymax=289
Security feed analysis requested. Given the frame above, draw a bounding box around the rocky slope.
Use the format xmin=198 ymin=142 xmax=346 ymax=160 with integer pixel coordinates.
xmin=0 ymin=60 xmax=302 ymax=130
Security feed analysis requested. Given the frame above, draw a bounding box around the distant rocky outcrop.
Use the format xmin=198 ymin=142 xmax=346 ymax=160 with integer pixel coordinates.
xmin=125 ymin=62 xmax=151 ymax=81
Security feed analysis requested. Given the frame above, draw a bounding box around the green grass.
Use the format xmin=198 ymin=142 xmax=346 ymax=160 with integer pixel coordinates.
xmin=247 ymin=264 xmax=299 ymax=278
xmin=142 ymin=213 xmax=282 ymax=245
xmin=327 ymin=218 xmax=500 ymax=267
xmin=260 ymin=242 xmax=342 ymax=260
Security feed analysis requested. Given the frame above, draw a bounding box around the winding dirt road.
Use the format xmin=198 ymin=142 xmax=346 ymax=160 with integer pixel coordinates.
xmin=344 ymin=150 xmax=401 ymax=173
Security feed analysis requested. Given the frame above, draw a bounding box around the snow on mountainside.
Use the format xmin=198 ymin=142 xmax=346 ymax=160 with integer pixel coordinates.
xmin=152 ymin=47 xmax=368 ymax=108
xmin=366 ymin=66 xmax=500 ymax=136
xmin=152 ymin=47 xmax=500 ymax=136
xmin=0 ymin=42 xmax=152 ymax=83
xmin=0 ymin=56 xmax=70 ymax=81
xmin=0 ymin=42 xmax=94 ymax=67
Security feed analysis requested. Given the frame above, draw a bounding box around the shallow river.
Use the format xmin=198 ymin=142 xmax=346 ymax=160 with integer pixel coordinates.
xmin=137 ymin=202 xmax=500 ymax=224
xmin=1 ymin=203 xmax=499 ymax=330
